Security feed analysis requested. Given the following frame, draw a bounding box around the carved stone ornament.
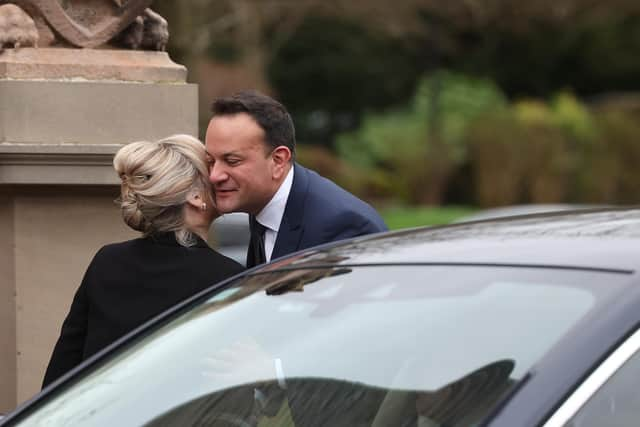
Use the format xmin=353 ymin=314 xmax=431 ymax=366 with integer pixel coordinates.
xmin=0 ymin=0 xmax=169 ymax=51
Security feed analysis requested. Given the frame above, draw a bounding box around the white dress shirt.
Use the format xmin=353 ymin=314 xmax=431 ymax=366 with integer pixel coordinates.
xmin=255 ymin=166 xmax=294 ymax=262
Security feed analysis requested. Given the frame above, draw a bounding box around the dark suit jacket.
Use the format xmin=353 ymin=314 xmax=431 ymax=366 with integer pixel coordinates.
xmin=249 ymin=163 xmax=387 ymax=265
xmin=42 ymin=233 xmax=244 ymax=387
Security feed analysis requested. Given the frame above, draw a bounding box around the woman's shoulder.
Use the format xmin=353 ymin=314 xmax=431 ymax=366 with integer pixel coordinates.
xmin=90 ymin=237 xmax=146 ymax=263
xmin=88 ymin=236 xmax=245 ymax=278
xmin=76 ymin=238 xmax=144 ymax=283
xmin=198 ymin=246 xmax=245 ymax=273
xmin=98 ymin=237 xmax=144 ymax=251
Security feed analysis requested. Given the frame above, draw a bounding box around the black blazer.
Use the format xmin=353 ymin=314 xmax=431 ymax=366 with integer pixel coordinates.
xmin=248 ymin=163 xmax=388 ymax=266
xmin=42 ymin=233 xmax=244 ymax=387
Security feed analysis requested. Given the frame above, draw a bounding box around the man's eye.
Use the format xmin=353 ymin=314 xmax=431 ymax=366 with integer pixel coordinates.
xmin=227 ymin=159 xmax=240 ymax=165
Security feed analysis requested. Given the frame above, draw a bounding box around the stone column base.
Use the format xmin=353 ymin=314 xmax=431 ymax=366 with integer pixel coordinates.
xmin=0 ymin=48 xmax=187 ymax=82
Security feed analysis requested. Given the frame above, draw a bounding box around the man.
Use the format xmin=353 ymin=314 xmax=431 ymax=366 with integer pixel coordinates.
xmin=205 ymin=90 xmax=387 ymax=267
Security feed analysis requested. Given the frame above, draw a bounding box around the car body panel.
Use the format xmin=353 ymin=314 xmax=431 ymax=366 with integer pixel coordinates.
xmin=267 ymin=208 xmax=640 ymax=273
xmin=455 ymin=204 xmax=610 ymax=223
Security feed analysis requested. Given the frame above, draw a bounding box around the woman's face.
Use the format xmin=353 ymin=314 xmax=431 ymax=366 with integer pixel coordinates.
xmin=183 ymin=180 xmax=219 ymax=233
xmin=204 ymin=187 xmax=220 ymax=226
xmin=198 ymin=180 xmax=219 ymax=227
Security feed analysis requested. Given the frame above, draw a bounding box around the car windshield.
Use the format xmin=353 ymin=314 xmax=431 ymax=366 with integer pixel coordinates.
xmin=10 ymin=265 xmax=631 ymax=427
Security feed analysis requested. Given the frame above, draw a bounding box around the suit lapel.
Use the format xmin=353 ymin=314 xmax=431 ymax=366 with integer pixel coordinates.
xmin=272 ymin=163 xmax=309 ymax=259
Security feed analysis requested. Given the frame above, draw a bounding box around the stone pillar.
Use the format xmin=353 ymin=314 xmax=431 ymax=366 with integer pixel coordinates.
xmin=0 ymin=48 xmax=198 ymax=412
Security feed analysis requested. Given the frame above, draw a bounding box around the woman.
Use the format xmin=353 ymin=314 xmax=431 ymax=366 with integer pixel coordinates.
xmin=42 ymin=134 xmax=244 ymax=387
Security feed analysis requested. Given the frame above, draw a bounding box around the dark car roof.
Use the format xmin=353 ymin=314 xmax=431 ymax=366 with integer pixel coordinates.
xmin=273 ymin=207 xmax=640 ymax=273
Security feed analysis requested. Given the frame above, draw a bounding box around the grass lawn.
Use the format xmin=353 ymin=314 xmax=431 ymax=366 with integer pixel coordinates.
xmin=379 ymin=205 xmax=477 ymax=230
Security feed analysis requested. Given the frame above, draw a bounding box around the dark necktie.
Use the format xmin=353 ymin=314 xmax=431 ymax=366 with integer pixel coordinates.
xmin=247 ymin=215 xmax=266 ymax=268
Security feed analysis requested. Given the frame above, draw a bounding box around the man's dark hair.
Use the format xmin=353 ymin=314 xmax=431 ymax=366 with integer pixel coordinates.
xmin=211 ymin=90 xmax=296 ymax=157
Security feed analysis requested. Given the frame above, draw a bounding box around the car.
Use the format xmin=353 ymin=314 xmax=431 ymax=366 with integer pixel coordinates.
xmin=3 ymin=207 xmax=640 ymax=427
xmin=455 ymin=203 xmax=608 ymax=223
xmin=209 ymin=206 xmax=606 ymax=263
xmin=209 ymin=212 xmax=250 ymax=265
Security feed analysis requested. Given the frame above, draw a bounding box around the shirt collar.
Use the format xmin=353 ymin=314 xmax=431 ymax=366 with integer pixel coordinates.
xmin=256 ymin=166 xmax=294 ymax=233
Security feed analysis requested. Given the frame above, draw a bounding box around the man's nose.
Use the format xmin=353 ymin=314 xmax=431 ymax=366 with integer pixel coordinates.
xmin=209 ymin=162 xmax=228 ymax=183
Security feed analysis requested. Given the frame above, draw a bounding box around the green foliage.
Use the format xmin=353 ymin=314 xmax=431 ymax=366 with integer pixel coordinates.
xmin=336 ymin=69 xmax=640 ymax=207
xmin=512 ymin=92 xmax=596 ymax=142
xmin=335 ymin=71 xmax=506 ymax=204
xmin=268 ymin=14 xmax=422 ymax=145
xmin=549 ymin=92 xmax=597 ymax=142
xmin=469 ymin=91 xmax=640 ymax=206
xmin=415 ymin=71 xmax=508 ymax=162
xmin=577 ymin=110 xmax=640 ymax=203
xmin=206 ymin=40 xmax=242 ymax=63
xmin=467 ymin=112 xmax=529 ymax=206
xmin=337 ymin=108 xmax=427 ymax=169
xmin=380 ymin=205 xmax=477 ymax=230
xmin=470 ymin=94 xmax=583 ymax=206
xmin=436 ymin=12 xmax=640 ymax=97
xmin=575 ymin=14 xmax=640 ymax=93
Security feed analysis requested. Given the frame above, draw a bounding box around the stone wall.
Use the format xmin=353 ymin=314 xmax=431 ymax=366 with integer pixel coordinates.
xmin=0 ymin=47 xmax=198 ymax=411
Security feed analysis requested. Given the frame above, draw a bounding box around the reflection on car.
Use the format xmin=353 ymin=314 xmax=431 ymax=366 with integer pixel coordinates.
xmin=209 ymin=205 xmax=610 ymax=265
xmin=209 ymin=212 xmax=249 ymax=265
xmin=455 ymin=203 xmax=608 ymax=223
xmin=3 ymin=207 xmax=640 ymax=427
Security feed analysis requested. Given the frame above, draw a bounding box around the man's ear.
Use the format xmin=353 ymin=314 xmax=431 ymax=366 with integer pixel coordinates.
xmin=271 ymin=146 xmax=292 ymax=179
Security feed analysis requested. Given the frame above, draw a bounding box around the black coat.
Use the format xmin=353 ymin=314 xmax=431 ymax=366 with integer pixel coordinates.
xmin=42 ymin=233 xmax=244 ymax=387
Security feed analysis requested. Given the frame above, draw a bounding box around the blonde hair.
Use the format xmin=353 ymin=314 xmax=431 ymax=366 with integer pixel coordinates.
xmin=113 ymin=134 xmax=211 ymax=247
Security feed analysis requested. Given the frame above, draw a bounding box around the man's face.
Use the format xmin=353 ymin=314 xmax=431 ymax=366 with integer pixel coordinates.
xmin=205 ymin=113 xmax=280 ymax=215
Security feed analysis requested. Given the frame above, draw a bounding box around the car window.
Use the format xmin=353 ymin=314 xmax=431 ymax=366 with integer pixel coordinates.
xmin=8 ymin=266 xmax=631 ymax=427
xmin=565 ymin=337 xmax=640 ymax=427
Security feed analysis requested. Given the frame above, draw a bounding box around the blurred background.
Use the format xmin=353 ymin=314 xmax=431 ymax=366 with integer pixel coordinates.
xmin=153 ymin=0 xmax=640 ymax=228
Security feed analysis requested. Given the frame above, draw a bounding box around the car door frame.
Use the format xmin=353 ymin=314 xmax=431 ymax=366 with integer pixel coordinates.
xmin=487 ymin=281 xmax=640 ymax=427
xmin=541 ymin=326 xmax=640 ymax=426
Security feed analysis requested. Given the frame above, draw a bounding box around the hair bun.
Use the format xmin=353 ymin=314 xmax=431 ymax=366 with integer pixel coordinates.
xmin=118 ymin=181 xmax=149 ymax=232
xmin=112 ymin=136 xmax=210 ymax=246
